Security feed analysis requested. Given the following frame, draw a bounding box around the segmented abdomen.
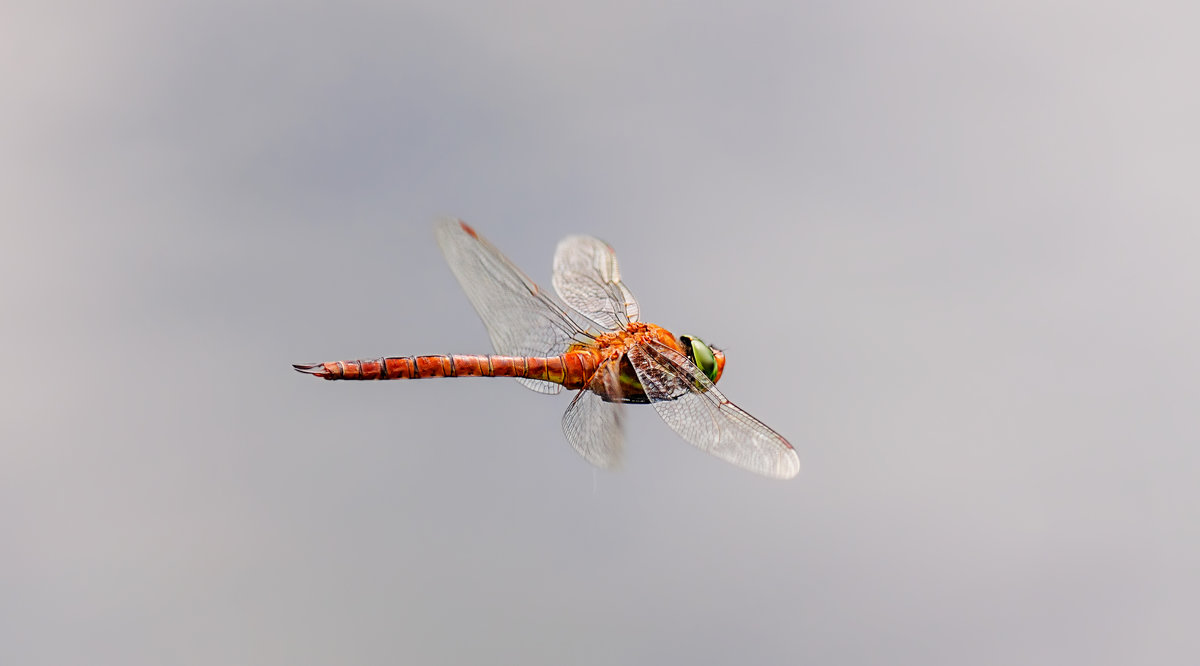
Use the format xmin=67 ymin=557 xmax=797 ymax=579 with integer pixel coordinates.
xmin=292 ymin=353 xmax=599 ymax=390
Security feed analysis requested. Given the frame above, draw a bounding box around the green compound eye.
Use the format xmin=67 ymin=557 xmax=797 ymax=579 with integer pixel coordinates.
xmin=679 ymin=335 xmax=719 ymax=382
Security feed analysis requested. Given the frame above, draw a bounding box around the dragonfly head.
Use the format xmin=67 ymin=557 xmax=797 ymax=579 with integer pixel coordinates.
xmin=679 ymin=335 xmax=725 ymax=384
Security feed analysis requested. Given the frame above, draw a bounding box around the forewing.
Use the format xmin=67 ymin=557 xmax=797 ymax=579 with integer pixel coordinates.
xmin=435 ymin=219 xmax=584 ymax=394
xmin=552 ymin=235 xmax=640 ymax=330
xmin=627 ymin=342 xmax=800 ymax=480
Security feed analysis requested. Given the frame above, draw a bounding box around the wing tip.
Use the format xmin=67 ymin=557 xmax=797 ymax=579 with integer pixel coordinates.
xmin=434 ymin=216 xmax=477 ymax=238
xmin=774 ymin=450 xmax=801 ymax=480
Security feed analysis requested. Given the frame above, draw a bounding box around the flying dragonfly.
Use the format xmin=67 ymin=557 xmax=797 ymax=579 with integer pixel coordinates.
xmin=294 ymin=220 xmax=799 ymax=479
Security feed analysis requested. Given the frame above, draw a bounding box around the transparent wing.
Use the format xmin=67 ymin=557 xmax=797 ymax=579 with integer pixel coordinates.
xmin=552 ymin=235 xmax=640 ymax=331
xmin=626 ymin=342 xmax=800 ymax=480
xmin=435 ymin=218 xmax=587 ymax=394
xmin=561 ymin=360 xmax=625 ymax=469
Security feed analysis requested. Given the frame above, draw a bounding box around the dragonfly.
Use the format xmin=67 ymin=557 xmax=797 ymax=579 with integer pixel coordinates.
xmin=294 ymin=219 xmax=799 ymax=479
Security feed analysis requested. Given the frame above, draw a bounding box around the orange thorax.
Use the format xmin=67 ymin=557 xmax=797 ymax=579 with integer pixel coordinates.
xmin=569 ymin=322 xmax=685 ymax=404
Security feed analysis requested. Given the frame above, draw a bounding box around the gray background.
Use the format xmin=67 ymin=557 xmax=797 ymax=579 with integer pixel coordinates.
xmin=3 ymin=1 xmax=1197 ymax=664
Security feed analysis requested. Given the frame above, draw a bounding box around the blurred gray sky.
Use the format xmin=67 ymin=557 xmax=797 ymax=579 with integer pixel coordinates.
xmin=3 ymin=1 xmax=1198 ymax=664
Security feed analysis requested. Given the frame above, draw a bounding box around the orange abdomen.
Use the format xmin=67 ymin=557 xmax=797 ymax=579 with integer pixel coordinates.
xmin=293 ymin=353 xmax=600 ymax=390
